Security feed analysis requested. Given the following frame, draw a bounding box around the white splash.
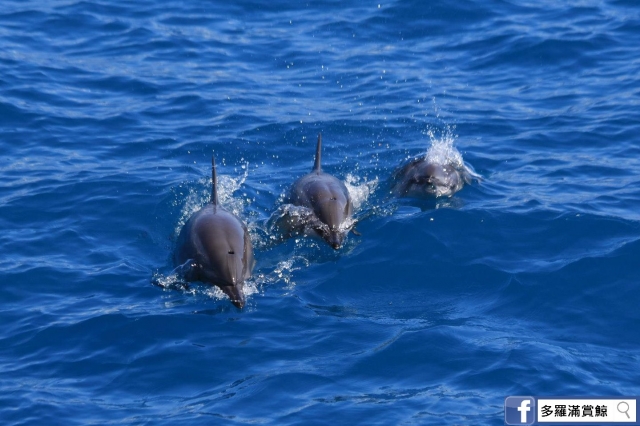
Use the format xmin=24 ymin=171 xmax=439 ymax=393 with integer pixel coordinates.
xmin=424 ymin=126 xmax=464 ymax=168
xmin=260 ymin=256 xmax=309 ymax=288
xmin=339 ymin=217 xmax=358 ymax=233
xmin=202 ymin=279 xmax=259 ymax=300
xmin=423 ymin=126 xmax=482 ymax=182
xmin=152 ymin=271 xmax=195 ymax=295
xmin=272 ymin=258 xmax=300 ymax=287
xmin=344 ymin=174 xmax=378 ymax=211
xmin=153 ymin=270 xmax=259 ymax=304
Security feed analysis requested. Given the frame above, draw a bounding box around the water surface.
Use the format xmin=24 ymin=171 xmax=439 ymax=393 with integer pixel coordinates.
xmin=1 ymin=0 xmax=639 ymax=424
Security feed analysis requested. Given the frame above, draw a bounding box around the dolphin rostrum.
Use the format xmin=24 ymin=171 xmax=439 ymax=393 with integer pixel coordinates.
xmin=283 ymin=133 xmax=355 ymax=249
xmin=174 ymin=156 xmax=255 ymax=308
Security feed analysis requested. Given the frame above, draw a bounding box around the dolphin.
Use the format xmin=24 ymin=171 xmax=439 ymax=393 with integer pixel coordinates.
xmin=390 ymin=156 xmax=471 ymax=198
xmin=283 ymin=133 xmax=354 ymax=249
xmin=174 ymin=156 xmax=255 ymax=308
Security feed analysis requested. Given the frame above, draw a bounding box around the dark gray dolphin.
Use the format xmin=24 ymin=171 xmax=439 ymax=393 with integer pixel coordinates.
xmin=286 ymin=134 xmax=354 ymax=249
xmin=391 ymin=157 xmax=469 ymax=198
xmin=174 ymin=156 xmax=255 ymax=308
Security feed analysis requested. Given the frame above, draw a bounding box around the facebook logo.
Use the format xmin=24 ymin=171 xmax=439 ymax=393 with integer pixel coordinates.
xmin=505 ymin=396 xmax=535 ymax=425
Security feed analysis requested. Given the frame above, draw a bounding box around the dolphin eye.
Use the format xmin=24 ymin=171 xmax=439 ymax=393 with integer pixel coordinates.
xmin=330 ymin=197 xmax=337 ymax=201
xmin=228 ymin=250 xmax=235 ymax=255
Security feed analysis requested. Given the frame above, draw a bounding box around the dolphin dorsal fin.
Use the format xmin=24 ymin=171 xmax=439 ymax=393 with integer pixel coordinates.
xmin=313 ymin=133 xmax=322 ymax=172
xmin=211 ymin=155 xmax=219 ymax=211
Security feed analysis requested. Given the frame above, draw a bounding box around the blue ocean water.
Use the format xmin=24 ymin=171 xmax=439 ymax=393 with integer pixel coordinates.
xmin=1 ymin=0 xmax=639 ymax=424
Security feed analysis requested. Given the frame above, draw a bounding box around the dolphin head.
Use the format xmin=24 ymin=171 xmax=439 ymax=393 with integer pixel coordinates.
xmin=313 ymin=192 xmax=352 ymax=249
xmin=325 ymin=229 xmax=345 ymax=250
xmin=194 ymin=210 xmax=255 ymax=309
xmin=200 ymin=248 xmax=247 ymax=309
xmin=395 ymin=160 xmax=462 ymax=197
xmin=219 ymin=283 xmax=246 ymax=309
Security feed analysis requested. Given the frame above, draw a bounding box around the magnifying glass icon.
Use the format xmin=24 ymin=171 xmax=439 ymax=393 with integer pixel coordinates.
xmin=618 ymin=401 xmax=630 ymax=419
